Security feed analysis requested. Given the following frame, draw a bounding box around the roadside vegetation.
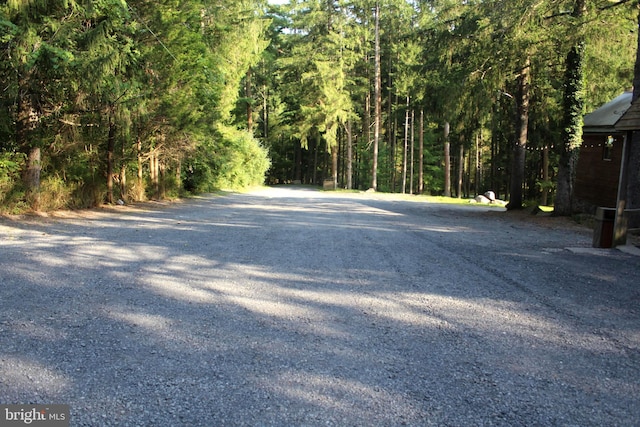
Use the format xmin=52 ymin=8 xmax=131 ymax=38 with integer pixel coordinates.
xmin=1 ymin=1 xmax=637 ymax=214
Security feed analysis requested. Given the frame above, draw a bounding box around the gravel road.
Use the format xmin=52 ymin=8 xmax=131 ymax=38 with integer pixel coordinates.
xmin=1 ymin=186 xmax=639 ymax=426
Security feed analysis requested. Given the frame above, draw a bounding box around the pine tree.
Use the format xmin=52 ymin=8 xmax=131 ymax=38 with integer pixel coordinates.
xmin=1 ymin=0 xmax=78 ymax=208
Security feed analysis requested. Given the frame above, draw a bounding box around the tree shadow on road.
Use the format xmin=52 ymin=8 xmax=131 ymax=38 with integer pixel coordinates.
xmin=1 ymin=187 xmax=639 ymax=425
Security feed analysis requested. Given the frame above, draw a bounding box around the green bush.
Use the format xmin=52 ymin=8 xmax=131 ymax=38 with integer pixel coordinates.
xmin=182 ymin=158 xmax=216 ymax=194
xmin=184 ymin=126 xmax=271 ymax=193
xmin=212 ymin=126 xmax=271 ymax=190
xmin=39 ymin=175 xmax=74 ymax=211
xmin=0 ymin=152 xmax=27 ymax=214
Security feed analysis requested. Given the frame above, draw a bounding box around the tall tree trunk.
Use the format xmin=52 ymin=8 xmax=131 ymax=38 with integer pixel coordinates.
xmin=418 ymin=110 xmax=424 ymax=194
xmin=294 ymin=139 xmax=302 ymax=183
xmin=542 ymin=145 xmax=550 ymax=206
xmin=313 ymin=132 xmax=320 ymax=185
xmin=246 ymin=68 xmax=253 ymax=133
xmin=363 ymin=89 xmax=371 ymax=189
xmin=154 ymin=154 xmax=160 ymax=199
xmin=467 ymin=141 xmax=472 ymax=198
xmin=490 ymin=109 xmax=497 ymax=197
xmin=410 ymin=109 xmax=415 ymax=195
xmin=457 ymin=143 xmax=464 ymax=198
xmin=388 ymin=53 xmax=395 ymax=192
xmin=506 ymin=56 xmax=531 ymax=210
xmin=402 ymin=97 xmax=409 ymax=194
xmin=175 ymin=161 xmax=181 ymax=193
xmin=159 ymin=160 xmax=165 ymax=199
xmin=371 ymin=1 xmax=381 ymax=191
xmin=554 ymin=43 xmax=585 ymax=215
xmin=24 ymin=147 xmax=41 ymax=209
xmin=444 ymin=122 xmax=451 ymax=197
xmin=106 ymin=112 xmax=116 ymax=204
xmin=120 ymin=135 xmax=126 ymax=202
xmin=120 ymin=164 xmax=127 ymax=203
xmin=263 ymin=85 xmax=269 ymax=139
xmin=555 ymin=0 xmax=586 ymax=215
xmin=16 ymin=81 xmax=41 ymax=209
xmin=391 ymin=93 xmax=399 ymax=192
xmin=346 ymin=120 xmax=353 ymax=190
xmin=475 ymin=131 xmax=481 ymax=197
xmin=137 ymin=136 xmax=144 ymax=201
xmin=149 ymin=149 xmax=159 ymax=199
xmin=331 ymin=144 xmax=338 ymax=189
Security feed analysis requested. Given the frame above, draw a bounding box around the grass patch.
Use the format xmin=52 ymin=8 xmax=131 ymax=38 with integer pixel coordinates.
xmin=417 ymin=195 xmax=474 ymax=205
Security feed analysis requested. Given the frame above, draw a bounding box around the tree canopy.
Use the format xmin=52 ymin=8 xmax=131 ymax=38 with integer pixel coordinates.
xmin=0 ymin=0 xmax=636 ymax=212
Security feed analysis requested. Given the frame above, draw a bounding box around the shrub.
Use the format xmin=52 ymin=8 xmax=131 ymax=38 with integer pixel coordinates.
xmin=184 ymin=126 xmax=271 ymax=193
xmin=39 ymin=175 xmax=73 ymax=211
xmin=0 ymin=152 xmax=27 ymax=214
xmin=211 ymin=125 xmax=271 ymax=190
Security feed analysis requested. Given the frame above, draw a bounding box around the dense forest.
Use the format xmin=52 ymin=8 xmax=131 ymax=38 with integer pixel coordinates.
xmin=0 ymin=0 xmax=637 ymax=213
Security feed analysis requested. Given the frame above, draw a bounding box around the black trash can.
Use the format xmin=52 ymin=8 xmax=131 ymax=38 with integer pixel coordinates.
xmin=593 ymin=207 xmax=616 ymax=248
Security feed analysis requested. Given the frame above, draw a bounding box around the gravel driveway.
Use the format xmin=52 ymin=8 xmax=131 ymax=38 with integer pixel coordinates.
xmin=1 ymin=186 xmax=639 ymax=426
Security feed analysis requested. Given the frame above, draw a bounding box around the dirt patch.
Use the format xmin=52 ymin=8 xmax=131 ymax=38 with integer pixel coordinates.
xmin=0 ymin=199 xmax=182 ymax=223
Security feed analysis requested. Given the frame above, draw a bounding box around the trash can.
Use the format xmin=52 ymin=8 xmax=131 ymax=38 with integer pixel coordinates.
xmin=592 ymin=207 xmax=616 ymax=248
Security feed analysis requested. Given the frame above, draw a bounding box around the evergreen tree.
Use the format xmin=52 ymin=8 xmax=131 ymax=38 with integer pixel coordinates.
xmin=1 ymin=0 xmax=79 ymax=208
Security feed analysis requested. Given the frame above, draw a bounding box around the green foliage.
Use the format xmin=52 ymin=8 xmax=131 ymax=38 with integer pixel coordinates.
xmin=0 ymin=0 xmax=636 ymax=211
xmin=0 ymin=152 xmax=25 ymax=213
xmin=39 ymin=175 xmax=74 ymax=211
xmin=182 ymin=157 xmax=216 ymax=194
xmin=183 ymin=126 xmax=270 ymax=193
xmin=0 ymin=0 xmax=273 ymax=210
xmin=211 ymin=125 xmax=271 ymax=190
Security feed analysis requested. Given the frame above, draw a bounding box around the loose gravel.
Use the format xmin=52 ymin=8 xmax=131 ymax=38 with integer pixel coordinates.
xmin=1 ymin=186 xmax=639 ymax=426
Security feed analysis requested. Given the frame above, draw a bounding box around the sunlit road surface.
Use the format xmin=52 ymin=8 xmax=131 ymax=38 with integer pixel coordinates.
xmin=1 ymin=186 xmax=639 ymax=426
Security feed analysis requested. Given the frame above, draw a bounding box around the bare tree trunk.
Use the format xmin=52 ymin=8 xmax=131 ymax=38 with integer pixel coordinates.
xmin=246 ymin=68 xmax=253 ymax=134
xmin=159 ymin=160 xmax=165 ymax=199
xmin=410 ymin=109 xmax=415 ymax=195
xmin=388 ymin=54 xmax=395 ymax=192
xmin=467 ymin=141 xmax=472 ymax=198
xmin=475 ymin=131 xmax=481 ymax=197
xmin=402 ymin=97 xmax=409 ymax=194
xmin=294 ymin=139 xmax=302 ymax=183
xmin=24 ymin=147 xmax=41 ymax=209
xmin=106 ymin=112 xmax=116 ymax=204
xmin=346 ymin=120 xmax=353 ymax=190
xmin=444 ymin=122 xmax=451 ymax=197
xmin=17 ymin=81 xmax=41 ymax=209
xmin=119 ymin=135 xmax=127 ymax=202
xmin=371 ymin=1 xmax=381 ymax=191
xmin=418 ymin=110 xmax=424 ymax=194
xmin=331 ymin=144 xmax=338 ymax=189
xmin=137 ymin=137 xmax=144 ymax=201
xmin=175 ymin=161 xmax=181 ymax=193
xmin=363 ymin=90 xmax=371 ymax=188
xmin=391 ymin=92 xmax=399 ymax=192
xmin=507 ymin=56 xmax=531 ymax=210
xmin=313 ymin=133 xmax=319 ymax=185
xmin=457 ymin=143 xmax=464 ymax=198
xmin=542 ymin=145 xmax=550 ymax=206
xmin=149 ymin=149 xmax=159 ymax=199
xmin=120 ymin=164 xmax=127 ymax=202
xmin=154 ymin=155 xmax=160 ymax=199
xmin=263 ymin=85 xmax=268 ymax=139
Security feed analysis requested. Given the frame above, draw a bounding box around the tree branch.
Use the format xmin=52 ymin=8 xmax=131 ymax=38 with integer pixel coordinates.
xmin=599 ymin=0 xmax=634 ymax=12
